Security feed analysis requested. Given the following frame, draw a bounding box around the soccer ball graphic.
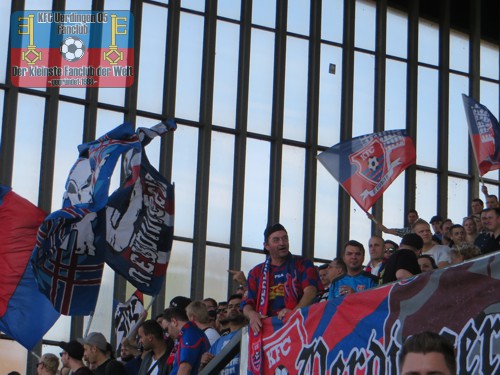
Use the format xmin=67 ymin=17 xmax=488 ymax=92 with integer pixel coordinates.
xmin=60 ymin=37 xmax=85 ymax=62
xmin=368 ymin=156 xmax=379 ymax=171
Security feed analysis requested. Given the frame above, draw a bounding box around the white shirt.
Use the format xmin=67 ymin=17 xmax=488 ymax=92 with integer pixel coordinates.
xmin=423 ymin=245 xmax=450 ymax=265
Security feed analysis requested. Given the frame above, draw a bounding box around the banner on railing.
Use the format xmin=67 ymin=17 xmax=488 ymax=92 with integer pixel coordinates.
xmin=251 ymin=253 xmax=500 ymax=374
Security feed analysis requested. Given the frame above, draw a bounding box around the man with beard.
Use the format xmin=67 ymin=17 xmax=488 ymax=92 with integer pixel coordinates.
xmin=200 ymin=294 xmax=248 ymax=374
xmin=328 ymin=240 xmax=377 ymax=300
xmin=59 ymin=340 xmax=93 ymax=375
xmin=137 ymin=320 xmax=172 ymax=375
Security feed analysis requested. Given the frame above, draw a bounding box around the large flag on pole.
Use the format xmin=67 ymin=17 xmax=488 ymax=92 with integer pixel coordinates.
xmin=318 ymin=130 xmax=416 ymax=212
xmin=31 ymin=120 xmax=176 ymax=315
xmin=114 ymin=290 xmax=144 ymax=353
xmin=0 ymin=186 xmax=60 ymax=350
xmin=462 ymin=94 xmax=500 ymax=176
xmin=31 ymin=123 xmax=140 ymax=315
xmin=105 ymin=121 xmax=175 ymax=295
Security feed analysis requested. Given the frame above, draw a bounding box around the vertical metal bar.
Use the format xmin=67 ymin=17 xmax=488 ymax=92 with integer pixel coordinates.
xmin=337 ymin=0 xmax=355 ymax=255
xmin=468 ymin=0 xmax=481 ymax=201
xmin=302 ymin=0 xmax=321 ymax=260
xmin=0 ymin=0 xmax=24 ymax=186
xmin=191 ymin=0 xmax=218 ymax=300
xmin=267 ymin=0 xmax=287 ymax=225
xmin=153 ymin=0 xmax=181 ymax=321
xmin=372 ymin=0 xmax=387 ymax=233
xmin=437 ymin=0 xmax=450 ymax=218
xmin=228 ymin=0 xmax=252 ymax=283
xmin=404 ymin=0 xmax=419 ymax=219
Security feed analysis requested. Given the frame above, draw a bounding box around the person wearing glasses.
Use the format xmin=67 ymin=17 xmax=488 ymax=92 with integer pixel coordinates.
xmin=36 ymin=354 xmax=59 ymax=375
xmin=59 ymin=340 xmax=93 ymax=375
xmin=383 ymin=240 xmax=399 ymax=260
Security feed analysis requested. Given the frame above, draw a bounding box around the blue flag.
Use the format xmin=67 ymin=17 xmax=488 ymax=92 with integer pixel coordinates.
xmin=105 ymin=121 xmax=176 ymax=295
xmin=31 ymin=121 xmax=176 ymax=315
xmin=0 ymin=186 xmax=60 ymax=350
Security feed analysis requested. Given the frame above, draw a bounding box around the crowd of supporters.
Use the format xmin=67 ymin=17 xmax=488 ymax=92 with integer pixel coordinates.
xmin=30 ymin=191 xmax=499 ymax=375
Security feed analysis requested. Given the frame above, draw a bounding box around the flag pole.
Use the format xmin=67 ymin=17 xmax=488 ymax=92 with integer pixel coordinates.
xmin=125 ymin=294 xmax=157 ymax=341
xmin=84 ymin=311 xmax=94 ymax=337
xmin=462 ymin=94 xmax=485 ymax=186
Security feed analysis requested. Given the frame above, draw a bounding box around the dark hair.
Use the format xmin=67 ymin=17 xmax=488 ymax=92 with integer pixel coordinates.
xmin=384 ymin=239 xmax=399 ymax=250
xmin=139 ymin=319 xmax=164 ymax=340
xmin=343 ymin=240 xmax=365 ymax=254
xmin=439 ymin=219 xmax=453 ymax=230
xmin=318 ymin=263 xmax=329 ymax=271
xmin=228 ymin=293 xmax=243 ymax=302
xmin=483 ymin=207 xmax=500 ymax=216
xmin=407 ymin=209 xmax=418 ymax=216
xmin=418 ymin=254 xmax=438 ymax=269
xmin=400 ymin=331 xmax=456 ymax=374
xmin=472 ymin=198 xmax=484 ymax=205
xmin=449 ymin=224 xmax=464 ymax=235
xmin=203 ymin=297 xmax=217 ymax=308
xmin=487 ymin=194 xmax=499 ymax=201
xmin=163 ymin=306 xmax=189 ymax=322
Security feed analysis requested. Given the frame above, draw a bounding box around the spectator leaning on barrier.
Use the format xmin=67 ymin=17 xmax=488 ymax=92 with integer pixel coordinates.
xmin=242 ymin=223 xmax=321 ymax=334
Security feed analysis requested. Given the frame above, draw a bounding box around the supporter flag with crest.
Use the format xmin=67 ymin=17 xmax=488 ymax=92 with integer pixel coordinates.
xmin=318 ymin=130 xmax=416 ymax=212
xmin=0 ymin=186 xmax=60 ymax=350
xmin=462 ymin=94 xmax=500 ymax=176
xmin=31 ymin=120 xmax=176 ymax=315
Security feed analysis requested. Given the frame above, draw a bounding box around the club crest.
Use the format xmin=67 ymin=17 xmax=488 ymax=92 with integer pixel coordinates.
xmin=349 ymin=138 xmax=387 ymax=184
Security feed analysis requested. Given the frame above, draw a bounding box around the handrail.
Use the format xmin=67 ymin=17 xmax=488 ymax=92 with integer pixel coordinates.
xmin=199 ymin=329 xmax=242 ymax=375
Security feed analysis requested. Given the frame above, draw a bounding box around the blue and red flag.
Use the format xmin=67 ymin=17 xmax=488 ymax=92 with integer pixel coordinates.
xmin=0 ymin=186 xmax=60 ymax=350
xmin=31 ymin=123 xmax=142 ymax=315
xmin=31 ymin=121 xmax=176 ymax=315
xmin=462 ymin=94 xmax=500 ymax=176
xmin=317 ymin=130 xmax=416 ymax=212
xmin=105 ymin=121 xmax=176 ymax=295
xmin=252 ymin=253 xmax=500 ymax=374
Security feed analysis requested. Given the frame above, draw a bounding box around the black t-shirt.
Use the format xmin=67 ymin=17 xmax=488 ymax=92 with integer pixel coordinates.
xmin=94 ymin=358 xmax=128 ymax=375
xmin=474 ymin=232 xmax=500 ymax=254
xmin=381 ymin=248 xmax=421 ymax=284
xmin=73 ymin=366 xmax=94 ymax=375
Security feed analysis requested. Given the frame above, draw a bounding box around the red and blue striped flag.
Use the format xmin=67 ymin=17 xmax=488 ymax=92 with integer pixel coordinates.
xmin=0 ymin=186 xmax=60 ymax=350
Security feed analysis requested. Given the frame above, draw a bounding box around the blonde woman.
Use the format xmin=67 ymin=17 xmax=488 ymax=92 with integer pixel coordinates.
xmin=462 ymin=217 xmax=478 ymax=245
xmin=36 ymin=353 xmax=59 ymax=375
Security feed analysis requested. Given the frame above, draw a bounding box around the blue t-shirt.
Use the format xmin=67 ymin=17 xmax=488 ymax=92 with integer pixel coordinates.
xmin=171 ymin=321 xmax=210 ymax=375
xmin=209 ymin=330 xmax=240 ymax=374
xmin=328 ymin=272 xmax=377 ymax=300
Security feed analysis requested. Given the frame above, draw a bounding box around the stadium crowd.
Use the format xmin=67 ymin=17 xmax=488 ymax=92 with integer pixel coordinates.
xmin=31 ymin=191 xmax=499 ymax=375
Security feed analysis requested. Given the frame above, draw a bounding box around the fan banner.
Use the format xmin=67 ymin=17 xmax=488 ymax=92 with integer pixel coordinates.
xmin=10 ymin=10 xmax=134 ymax=88
xmin=317 ymin=130 xmax=416 ymax=212
xmin=31 ymin=121 xmax=176 ymax=315
xmin=114 ymin=290 xmax=144 ymax=353
xmin=462 ymin=94 xmax=500 ymax=176
xmin=248 ymin=253 xmax=500 ymax=374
